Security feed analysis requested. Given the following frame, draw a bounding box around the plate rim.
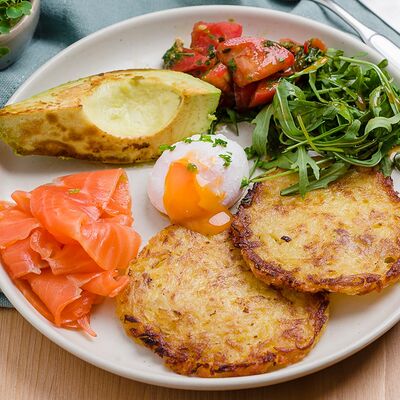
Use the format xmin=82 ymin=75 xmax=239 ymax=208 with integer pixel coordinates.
xmin=2 ymin=4 xmax=400 ymax=391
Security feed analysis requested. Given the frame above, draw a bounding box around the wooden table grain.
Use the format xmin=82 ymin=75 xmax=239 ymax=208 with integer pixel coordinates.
xmin=1 ymin=308 xmax=399 ymax=400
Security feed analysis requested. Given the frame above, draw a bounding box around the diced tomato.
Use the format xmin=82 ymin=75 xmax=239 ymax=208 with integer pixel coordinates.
xmin=202 ymin=63 xmax=231 ymax=92
xmin=249 ymin=79 xmax=279 ymax=108
xmin=304 ymin=38 xmax=327 ymax=53
xmin=279 ymin=38 xmax=301 ymax=46
xmin=234 ymin=82 xmax=257 ymax=110
xmin=162 ymin=39 xmax=210 ymax=72
xmin=191 ymin=21 xmax=243 ymax=55
xmin=279 ymin=38 xmax=302 ymax=55
xmin=217 ymin=37 xmax=295 ymax=87
xmin=169 ymin=49 xmax=209 ymax=73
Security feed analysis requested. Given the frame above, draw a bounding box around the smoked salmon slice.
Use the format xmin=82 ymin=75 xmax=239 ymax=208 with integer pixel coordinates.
xmin=56 ymin=169 xmax=124 ymax=212
xmin=102 ymin=173 xmax=132 ymax=217
xmin=47 ymin=244 xmax=102 ymax=275
xmin=0 ymin=206 xmax=40 ymax=249
xmin=31 ymin=230 xmax=101 ymax=275
xmin=11 ymin=191 xmax=32 ymax=214
xmin=30 ymin=229 xmax=61 ymax=260
xmin=26 ymin=270 xmax=83 ymax=326
xmin=81 ymin=270 xmax=128 ymax=297
xmin=81 ymin=221 xmax=140 ymax=270
xmin=67 ymin=270 xmax=129 ymax=297
xmin=0 ymin=169 xmax=140 ymax=336
xmin=14 ymin=279 xmax=54 ymax=323
xmin=30 ymin=185 xmax=100 ymax=244
xmin=1 ymin=237 xmax=47 ymax=279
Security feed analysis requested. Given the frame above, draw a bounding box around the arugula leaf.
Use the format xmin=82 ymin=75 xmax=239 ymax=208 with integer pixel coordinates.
xmin=281 ymin=162 xmax=349 ymax=196
xmin=380 ymin=155 xmax=393 ymax=177
xmin=364 ymin=113 xmax=400 ymax=135
xmin=258 ymin=150 xmax=298 ymax=170
xmin=290 ymin=146 xmax=320 ymax=197
xmin=226 ymin=108 xmax=239 ymax=136
xmin=251 ymin=104 xmax=273 ymax=156
xmin=247 ymin=49 xmax=400 ymax=196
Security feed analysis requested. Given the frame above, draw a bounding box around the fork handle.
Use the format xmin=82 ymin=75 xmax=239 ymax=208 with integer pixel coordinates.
xmin=310 ymin=0 xmax=400 ymax=70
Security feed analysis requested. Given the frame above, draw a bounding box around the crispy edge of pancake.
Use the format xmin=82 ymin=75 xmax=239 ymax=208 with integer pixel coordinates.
xmin=116 ymin=225 xmax=329 ymax=377
xmin=231 ymin=169 xmax=400 ymax=295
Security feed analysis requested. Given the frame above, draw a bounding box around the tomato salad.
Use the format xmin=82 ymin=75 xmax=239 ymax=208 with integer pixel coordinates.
xmin=162 ymin=21 xmax=327 ymax=110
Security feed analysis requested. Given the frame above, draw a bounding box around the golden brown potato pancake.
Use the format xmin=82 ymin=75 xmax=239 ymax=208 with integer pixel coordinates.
xmin=231 ymin=168 xmax=400 ymax=295
xmin=117 ymin=225 xmax=328 ymax=377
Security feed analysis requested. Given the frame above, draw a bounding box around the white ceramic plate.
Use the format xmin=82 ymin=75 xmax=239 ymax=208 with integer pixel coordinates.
xmin=1 ymin=5 xmax=400 ymax=391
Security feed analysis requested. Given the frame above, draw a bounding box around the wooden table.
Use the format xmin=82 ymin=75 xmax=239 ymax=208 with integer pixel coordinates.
xmin=1 ymin=308 xmax=399 ymax=400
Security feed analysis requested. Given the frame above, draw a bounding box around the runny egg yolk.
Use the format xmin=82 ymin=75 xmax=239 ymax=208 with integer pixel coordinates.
xmin=163 ymin=159 xmax=232 ymax=235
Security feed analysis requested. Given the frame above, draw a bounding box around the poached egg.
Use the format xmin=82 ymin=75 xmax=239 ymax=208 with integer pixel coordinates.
xmin=147 ymin=133 xmax=249 ymax=235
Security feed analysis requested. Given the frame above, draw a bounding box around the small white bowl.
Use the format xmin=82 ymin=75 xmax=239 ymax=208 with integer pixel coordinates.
xmin=0 ymin=0 xmax=40 ymax=70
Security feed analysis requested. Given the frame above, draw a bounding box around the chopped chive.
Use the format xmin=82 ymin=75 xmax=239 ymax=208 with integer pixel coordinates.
xmin=187 ymin=163 xmax=198 ymax=172
xmin=219 ymin=153 xmax=232 ymax=167
xmin=68 ymin=188 xmax=80 ymax=194
xmin=159 ymin=144 xmax=176 ymax=152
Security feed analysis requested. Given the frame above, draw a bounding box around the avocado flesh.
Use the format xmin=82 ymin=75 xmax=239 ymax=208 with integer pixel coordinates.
xmin=0 ymin=69 xmax=221 ymax=163
xmin=83 ymin=79 xmax=182 ymax=137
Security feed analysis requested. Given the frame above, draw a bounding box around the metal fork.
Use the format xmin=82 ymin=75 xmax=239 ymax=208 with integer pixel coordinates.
xmin=309 ymin=0 xmax=400 ymax=70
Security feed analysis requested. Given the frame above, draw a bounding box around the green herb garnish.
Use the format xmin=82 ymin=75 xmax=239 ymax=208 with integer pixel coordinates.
xmin=162 ymin=40 xmax=182 ymax=68
xmin=227 ymin=58 xmax=237 ymax=73
xmin=207 ymin=45 xmax=216 ymax=59
xmin=187 ymin=163 xmax=198 ymax=172
xmin=219 ymin=152 xmax=232 ymax=167
xmin=213 ymin=138 xmax=228 ymax=147
xmin=199 ymin=134 xmax=213 ymax=143
xmin=162 ymin=39 xmax=194 ymax=68
xmin=263 ymin=40 xmax=275 ymax=47
xmin=159 ymin=144 xmax=176 ymax=152
xmin=68 ymin=188 xmax=80 ymax=194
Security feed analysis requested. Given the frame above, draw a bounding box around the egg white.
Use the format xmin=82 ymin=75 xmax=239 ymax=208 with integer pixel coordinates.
xmin=147 ymin=134 xmax=249 ymax=214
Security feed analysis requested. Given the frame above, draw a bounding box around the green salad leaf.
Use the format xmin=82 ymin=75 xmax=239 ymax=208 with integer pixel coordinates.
xmin=248 ymin=49 xmax=400 ymax=196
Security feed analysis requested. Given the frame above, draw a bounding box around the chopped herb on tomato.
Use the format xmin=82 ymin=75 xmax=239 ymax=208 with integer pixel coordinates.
xmin=227 ymin=58 xmax=237 ymax=72
xmin=191 ymin=21 xmax=243 ymax=55
xmin=162 ymin=39 xmax=209 ymax=72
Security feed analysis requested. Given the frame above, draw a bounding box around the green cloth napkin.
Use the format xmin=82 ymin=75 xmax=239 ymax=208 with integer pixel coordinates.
xmin=1 ymin=0 xmax=399 ymax=308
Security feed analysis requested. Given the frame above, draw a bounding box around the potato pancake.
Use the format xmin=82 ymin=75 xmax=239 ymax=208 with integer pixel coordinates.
xmin=117 ymin=225 xmax=328 ymax=377
xmin=231 ymin=168 xmax=400 ymax=295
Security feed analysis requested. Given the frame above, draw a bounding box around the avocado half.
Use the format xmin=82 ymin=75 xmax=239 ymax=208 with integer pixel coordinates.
xmin=0 ymin=70 xmax=221 ymax=163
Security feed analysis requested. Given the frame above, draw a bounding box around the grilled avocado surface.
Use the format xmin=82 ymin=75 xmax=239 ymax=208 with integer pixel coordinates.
xmin=0 ymin=69 xmax=220 ymax=163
